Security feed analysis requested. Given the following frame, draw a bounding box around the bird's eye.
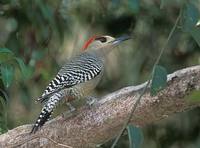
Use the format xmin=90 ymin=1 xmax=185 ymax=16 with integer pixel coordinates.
xmin=95 ymin=37 xmax=107 ymax=43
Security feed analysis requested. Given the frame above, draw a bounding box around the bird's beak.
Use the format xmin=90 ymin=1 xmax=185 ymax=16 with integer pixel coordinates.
xmin=111 ymin=35 xmax=131 ymax=46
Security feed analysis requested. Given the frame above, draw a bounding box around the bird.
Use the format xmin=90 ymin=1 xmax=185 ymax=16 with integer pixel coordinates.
xmin=30 ymin=35 xmax=130 ymax=134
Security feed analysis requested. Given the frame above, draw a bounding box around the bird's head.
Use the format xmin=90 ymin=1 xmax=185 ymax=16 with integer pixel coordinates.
xmin=81 ymin=35 xmax=131 ymax=52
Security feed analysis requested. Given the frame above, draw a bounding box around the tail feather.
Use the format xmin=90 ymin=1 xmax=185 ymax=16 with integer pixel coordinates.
xmin=31 ymin=93 xmax=62 ymax=134
xmin=36 ymin=96 xmax=48 ymax=103
xmin=30 ymin=108 xmax=52 ymax=134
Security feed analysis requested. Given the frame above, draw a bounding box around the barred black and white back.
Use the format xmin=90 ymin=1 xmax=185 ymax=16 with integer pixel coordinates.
xmin=31 ymin=52 xmax=103 ymax=133
xmin=37 ymin=52 xmax=103 ymax=103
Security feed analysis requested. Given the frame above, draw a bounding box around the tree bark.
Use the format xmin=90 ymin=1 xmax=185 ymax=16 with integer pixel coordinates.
xmin=1 ymin=65 xmax=200 ymax=148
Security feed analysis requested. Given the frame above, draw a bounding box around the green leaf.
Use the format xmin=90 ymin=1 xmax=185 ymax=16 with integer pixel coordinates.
xmin=0 ymin=89 xmax=8 ymax=103
xmin=160 ymin=0 xmax=164 ymax=9
xmin=0 ymin=48 xmax=14 ymax=64
xmin=182 ymin=2 xmax=200 ymax=47
xmin=36 ymin=0 xmax=54 ymax=25
xmin=0 ymin=48 xmax=13 ymax=53
xmin=0 ymin=64 xmax=14 ymax=88
xmin=127 ymin=125 xmax=143 ymax=148
xmin=128 ymin=0 xmax=140 ymax=14
xmin=14 ymin=57 xmax=33 ymax=80
xmin=151 ymin=65 xmax=167 ymax=96
xmin=0 ymin=96 xmax=8 ymax=134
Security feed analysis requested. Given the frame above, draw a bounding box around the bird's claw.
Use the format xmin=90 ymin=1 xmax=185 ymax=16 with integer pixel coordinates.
xmin=61 ymin=103 xmax=76 ymax=120
xmin=86 ymin=96 xmax=98 ymax=108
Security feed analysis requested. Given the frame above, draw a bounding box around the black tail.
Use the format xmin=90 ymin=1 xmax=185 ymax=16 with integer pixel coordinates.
xmin=30 ymin=108 xmax=52 ymax=134
xmin=36 ymin=96 xmax=48 ymax=103
xmin=31 ymin=92 xmax=62 ymax=134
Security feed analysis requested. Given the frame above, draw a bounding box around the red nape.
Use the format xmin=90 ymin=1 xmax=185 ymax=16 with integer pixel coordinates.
xmin=81 ymin=36 xmax=96 ymax=51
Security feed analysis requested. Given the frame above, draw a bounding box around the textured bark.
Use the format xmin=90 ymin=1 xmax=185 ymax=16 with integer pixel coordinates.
xmin=1 ymin=65 xmax=200 ymax=148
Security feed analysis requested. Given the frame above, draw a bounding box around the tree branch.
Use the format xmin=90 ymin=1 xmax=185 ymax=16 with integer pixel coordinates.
xmin=1 ymin=65 xmax=200 ymax=148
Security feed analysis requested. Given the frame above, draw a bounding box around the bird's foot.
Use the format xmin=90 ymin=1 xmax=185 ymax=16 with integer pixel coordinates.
xmin=67 ymin=102 xmax=76 ymax=112
xmin=86 ymin=96 xmax=98 ymax=108
xmin=61 ymin=103 xmax=76 ymax=120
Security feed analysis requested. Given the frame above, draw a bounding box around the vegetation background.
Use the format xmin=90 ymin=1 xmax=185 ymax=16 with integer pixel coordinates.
xmin=0 ymin=0 xmax=200 ymax=147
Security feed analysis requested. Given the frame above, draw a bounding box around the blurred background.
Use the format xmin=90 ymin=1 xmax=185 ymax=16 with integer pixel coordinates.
xmin=0 ymin=0 xmax=200 ymax=147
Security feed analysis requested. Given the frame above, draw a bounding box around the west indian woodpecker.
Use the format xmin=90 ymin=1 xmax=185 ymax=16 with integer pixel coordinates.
xmin=31 ymin=35 xmax=130 ymax=134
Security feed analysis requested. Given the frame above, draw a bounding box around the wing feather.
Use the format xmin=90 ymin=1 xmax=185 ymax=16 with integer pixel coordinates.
xmin=37 ymin=53 xmax=103 ymax=103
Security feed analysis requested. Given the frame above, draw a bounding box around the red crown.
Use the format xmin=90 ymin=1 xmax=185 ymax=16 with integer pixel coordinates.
xmin=82 ymin=36 xmax=97 ymax=51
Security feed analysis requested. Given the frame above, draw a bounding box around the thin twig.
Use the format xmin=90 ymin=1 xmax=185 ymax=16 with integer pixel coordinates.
xmin=111 ymin=9 xmax=182 ymax=148
xmin=42 ymin=136 xmax=73 ymax=148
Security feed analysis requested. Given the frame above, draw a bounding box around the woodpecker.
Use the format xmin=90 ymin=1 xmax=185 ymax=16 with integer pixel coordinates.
xmin=31 ymin=35 xmax=130 ymax=134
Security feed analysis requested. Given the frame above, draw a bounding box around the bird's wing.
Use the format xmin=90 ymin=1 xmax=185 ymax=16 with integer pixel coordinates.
xmin=37 ymin=53 xmax=103 ymax=103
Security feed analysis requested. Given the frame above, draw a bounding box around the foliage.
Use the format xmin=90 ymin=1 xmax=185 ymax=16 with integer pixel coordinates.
xmin=0 ymin=48 xmax=31 ymax=133
xmin=127 ymin=125 xmax=143 ymax=148
xmin=0 ymin=48 xmax=31 ymax=87
xmin=0 ymin=94 xmax=7 ymax=134
xmin=182 ymin=1 xmax=200 ymax=47
xmin=150 ymin=65 xmax=167 ymax=96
